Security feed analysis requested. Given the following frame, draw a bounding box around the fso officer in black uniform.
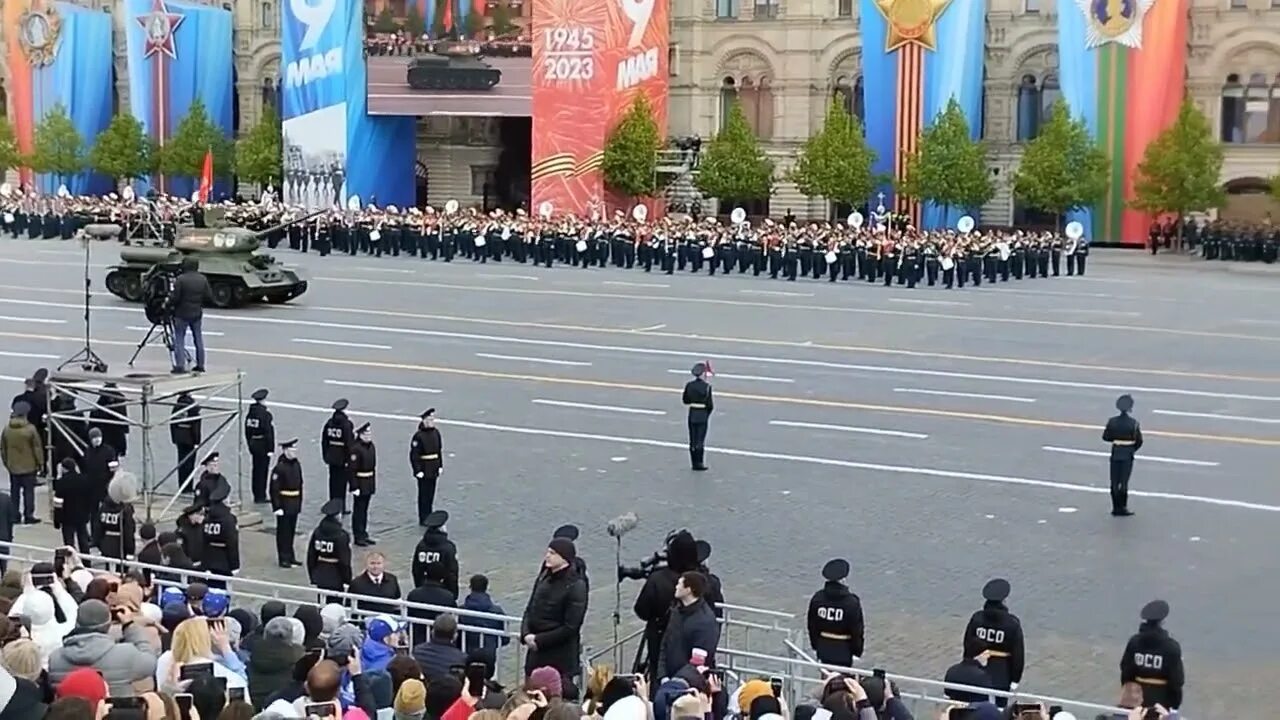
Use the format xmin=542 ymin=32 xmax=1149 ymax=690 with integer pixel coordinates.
xmin=194 ymin=452 xmax=226 ymax=508
xmin=270 ymin=438 xmax=304 ymax=568
xmin=1121 ymin=600 xmax=1184 ymax=710
xmin=95 ymin=472 xmax=137 ymax=569
xmin=962 ymin=578 xmax=1025 ymax=707
xmin=200 ymin=479 xmax=240 ymax=589
xmin=245 ymin=388 xmax=275 ymax=504
xmin=806 ymin=558 xmax=865 ymax=667
xmin=411 ymin=509 xmax=459 ymax=596
xmin=409 ymin=408 xmax=444 ymax=524
xmin=349 ymin=422 xmax=377 ymax=547
xmin=1102 ymin=394 xmax=1144 ymax=516
xmin=307 ymin=498 xmax=353 ymax=604
xmin=322 ymin=398 xmax=355 ymax=513
xmin=170 ymin=391 xmax=200 ymax=490
xmin=682 ymin=362 xmax=714 ymax=471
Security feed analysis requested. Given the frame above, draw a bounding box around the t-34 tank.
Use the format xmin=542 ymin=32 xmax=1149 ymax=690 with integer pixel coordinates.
xmin=406 ymin=40 xmax=502 ymax=91
xmin=104 ymin=207 xmax=321 ymax=308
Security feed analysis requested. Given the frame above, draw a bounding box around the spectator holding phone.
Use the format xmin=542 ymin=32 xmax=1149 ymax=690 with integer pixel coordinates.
xmin=47 ymin=598 xmax=157 ymax=696
xmin=155 ymin=617 xmax=248 ymax=694
xmin=249 ymin=617 xmax=305 ymax=710
xmin=859 ymin=675 xmax=913 ymax=720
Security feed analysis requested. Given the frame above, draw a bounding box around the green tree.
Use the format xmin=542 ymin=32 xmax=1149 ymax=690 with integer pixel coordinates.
xmin=489 ymin=1 xmax=517 ymax=36
xmin=235 ymin=106 xmax=283 ymax=186
xmin=464 ymin=7 xmax=485 ymax=38
xmin=1130 ymin=98 xmax=1226 ymax=248
xmin=694 ymin=102 xmax=774 ymax=207
xmin=787 ymin=98 xmax=876 ymax=209
xmin=27 ymin=104 xmax=84 ymax=185
xmin=0 ymin=116 xmax=19 ymax=176
xmin=159 ymin=99 xmax=234 ymax=180
xmin=1012 ymin=98 xmax=1110 ymax=231
xmin=1271 ymin=173 xmax=1280 ymax=204
xmin=373 ymin=5 xmax=399 ymax=33
xmin=602 ymin=94 xmax=663 ymax=199
xmin=899 ymin=98 xmax=993 ymax=217
xmin=404 ymin=4 xmax=426 ymax=37
xmin=88 ymin=113 xmax=151 ymax=184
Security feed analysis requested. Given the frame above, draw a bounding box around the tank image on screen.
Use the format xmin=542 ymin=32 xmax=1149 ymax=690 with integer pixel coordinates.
xmin=405 ymin=40 xmax=502 ymax=92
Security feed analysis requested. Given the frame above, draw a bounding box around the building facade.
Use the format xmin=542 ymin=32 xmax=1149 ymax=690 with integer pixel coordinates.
xmin=2 ymin=0 xmax=1278 ymax=221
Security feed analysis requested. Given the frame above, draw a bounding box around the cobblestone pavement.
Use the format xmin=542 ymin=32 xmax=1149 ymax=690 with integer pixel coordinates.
xmin=0 ymin=239 xmax=1276 ymax=717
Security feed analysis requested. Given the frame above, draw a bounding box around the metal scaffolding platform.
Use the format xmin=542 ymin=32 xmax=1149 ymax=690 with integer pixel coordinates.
xmin=46 ymin=369 xmax=245 ymax=523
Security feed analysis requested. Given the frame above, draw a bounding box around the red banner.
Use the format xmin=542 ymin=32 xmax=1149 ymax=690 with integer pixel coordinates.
xmin=530 ymin=0 xmax=668 ymax=216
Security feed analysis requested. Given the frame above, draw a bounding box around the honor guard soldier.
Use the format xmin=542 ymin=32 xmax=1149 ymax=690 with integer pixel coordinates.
xmin=410 ymin=408 xmax=444 ymax=524
xmin=323 ymin=398 xmax=355 ymax=513
xmin=194 ymin=452 xmax=226 ymax=508
xmin=245 ymin=388 xmax=275 ymax=504
xmin=1102 ymin=394 xmax=1143 ymax=516
xmin=806 ymin=559 xmax=864 ymax=668
xmin=349 ymin=422 xmax=378 ymax=547
xmin=95 ymin=472 xmax=138 ymax=571
xmin=411 ymin=510 xmax=459 ymax=596
xmin=682 ymin=362 xmax=714 ymax=471
xmin=200 ymin=479 xmax=240 ymax=588
xmin=1121 ymin=600 xmax=1184 ymax=710
xmin=170 ymin=391 xmax=201 ymax=492
xmin=962 ymin=578 xmax=1025 ymax=707
xmin=307 ymin=499 xmax=353 ymax=604
xmin=270 ymin=438 xmax=304 ymax=568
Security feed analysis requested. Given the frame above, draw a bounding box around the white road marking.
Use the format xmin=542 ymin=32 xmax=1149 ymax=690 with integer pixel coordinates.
xmin=475 ymin=353 xmax=591 ymax=367
xmin=183 ymin=395 xmax=1280 ymax=513
xmin=888 ymin=298 xmax=970 ymax=307
xmin=532 ymin=399 xmax=666 ymax=416
xmin=1058 ymin=507 xmax=1078 ymax=513
xmin=665 ymin=369 xmax=793 ymax=384
xmin=352 ymin=266 xmax=418 ymax=274
xmin=1072 ymin=276 xmax=1138 ymax=285
xmin=894 ymin=387 xmax=1037 ymax=403
xmin=632 ymin=324 xmax=667 ymax=332
xmin=1041 ymin=445 xmax=1220 ymax=467
xmin=737 ymin=289 xmax=814 ymax=297
xmin=476 ymin=273 xmax=539 ymax=281
xmin=323 ymin=379 xmax=442 ymax=394
xmin=605 ymin=281 xmax=670 ymax=289
xmin=127 ymin=326 xmax=225 ymax=337
xmin=1055 ymin=309 xmax=1143 ymax=317
xmin=768 ymin=420 xmax=928 ymax=439
xmin=0 ymin=350 xmax=59 ymax=359
xmin=293 ymin=338 xmax=391 ymax=350
xmin=1153 ymin=409 xmax=1280 ymax=425
xmin=0 ymin=315 xmax=64 ymax=325
xmin=1237 ymin=318 xmax=1280 ymax=327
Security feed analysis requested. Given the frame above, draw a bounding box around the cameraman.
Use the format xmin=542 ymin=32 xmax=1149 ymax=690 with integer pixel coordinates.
xmin=170 ymin=257 xmax=212 ymax=374
xmin=632 ymin=530 xmax=701 ymax=684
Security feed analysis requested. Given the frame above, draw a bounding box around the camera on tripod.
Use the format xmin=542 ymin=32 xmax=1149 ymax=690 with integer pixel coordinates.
xmin=141 ymin=264 xmax=178 ymax=326
xmin=616 ymin=527 xmax=691 ymax=582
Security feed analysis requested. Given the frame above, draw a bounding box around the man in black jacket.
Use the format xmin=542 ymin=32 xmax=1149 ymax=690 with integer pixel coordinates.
xmin=806 ymin=558 xmax=864 ymax=667
xmin=1102 ymin=394 xmax=1143 ymax=517
xmin=170 ymin=257 xmax=212 ymax=373
xmin=347 ymin=550 xmax=402 ymax=616
xmin=961 ymin=578 xmax=1025 ymax=708
xmin=521 ymin=537 xmax=588 ymax=696
xmin=170 ymin=391 xmax=200 ymax=491
xmin=657 ymin=571 xmax=720 ymax=680
xmin=411 ymin=510 xmax=458 ymax=595
xmin=682 ymin=362 xmax=713 ymax=471
xmin=405 ymin=561 xmax=456 ymax=648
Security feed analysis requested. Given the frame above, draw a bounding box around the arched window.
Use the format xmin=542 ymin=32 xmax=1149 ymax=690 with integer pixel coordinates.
xmin=739 ymin=76 xmax=773 ymax=140
xmin=832 ymin=75 xmax=865 ymax=127
xmin=1221 ymin=73 xmax=1245 ymax=142
xmin=261 ymin=2 xmax=273 ymax=27
xmin=719 ymin=77 xmax=738 ymax=131
xmin=1040 ymin=73 xmax=1060 ymax=119
xmin=1016 ymin=74 xmax=1040 ymax=141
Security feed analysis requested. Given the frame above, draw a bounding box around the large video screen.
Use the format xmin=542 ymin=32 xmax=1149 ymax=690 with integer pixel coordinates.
xmin=364 ymin=0 xmax=530 ymax=116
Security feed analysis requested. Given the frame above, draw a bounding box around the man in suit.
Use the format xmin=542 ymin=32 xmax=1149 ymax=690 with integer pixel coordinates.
xmin=347 ymin=550 xmax=402 ymax=616
xmin=681 ymin=362 xmax=714 ymax=471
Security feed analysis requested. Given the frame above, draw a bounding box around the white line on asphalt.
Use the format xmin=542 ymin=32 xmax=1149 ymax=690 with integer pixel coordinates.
xmin=195 ymin=395 xmax=1278 ymax=513
xmin=1041 ymin=445 xmax=1220 ymax=467
xmin=37 ymin=249 xmax=79 ymax=256
xmin=632 ymin=324 xmax=667 ymax=332
xmin=1237 ymin=318 xmax=1280 ymax=327
xmin=1054 ymin=309 xmax=1143 ymax=317
xmin=1071 ymin=277 xmax=1137 ymax=285
xmin=292 ymin=338 xmax=392 ymax=350
xmin=127 ymin=325 xmax=226 ymax=337
xmin=894 ymin=387 xmax=1037 ymax=403
xmin=532 ymin=398 xmax=666 ymax=415
xmin=888 ymin=298 xmax=970 ymax=307
xmin=0 ymin=350 xmax=59 ymax=359
xmin=323 ymin=379 xmax=442 ymax=394
xmin=604 ymin=281 xmax=670 ymax=289
xmin=665 ymin=369 xmax=793 ymax=384
xmin=1153 ymin=409 xmax=1280 ymax=425
xmin=475 ymin=353 xmax=592 ymax=367
xmin=769 ymin=419 xmax=928 ymax=439
xmin=352 ymin=266 xmax=418 ymax=274
xmin=0 ymin=315 xmax=65 ymax=325
xmin=476 ymin=273 xmax=539 ymax=281
xmin=737 ymin=289 xmax=814 ymax=297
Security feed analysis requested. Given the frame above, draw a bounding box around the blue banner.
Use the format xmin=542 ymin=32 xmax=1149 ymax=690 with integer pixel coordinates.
xmin=343 ymin=0 xmax=415 ymax=209
xmin=860 ymin=0 xmax=898 ymax=214
xmin=1056 ymin=0 xmax=1099 ymax=235
xmin=124 ymin=0 xmax=234 ymax=199
xmin=30 ymin=3 xmax=113 ymax=195
xmin=920 ymin=0 xmax=985 ymax=229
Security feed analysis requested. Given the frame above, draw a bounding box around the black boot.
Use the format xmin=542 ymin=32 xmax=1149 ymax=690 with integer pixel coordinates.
xmin=692 ymin=448 xmax=708 ymax=472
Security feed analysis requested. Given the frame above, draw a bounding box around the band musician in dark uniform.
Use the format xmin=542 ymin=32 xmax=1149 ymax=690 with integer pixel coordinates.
xmin=323 ymin=398 xmax=355 ymax=513
xmin=409 ymin=408 xmax=444 ymax=525
xmin=269 ymin=438 xmax=304 ymax=568
xmin=806 ymin=558 xmax=864 ymax=668
xmin=1121 ymin=600 xmax=1184 ymax=710
xmin=245 ymin=388 xmax=275 ymax=504
xmin=961 ymin=578 xmax=1025 ymax=707
xmin=682 ymin=362 xmax=714 ymax=471
xmin=1103 ymin=394 xmax=1143 ymax=516
xmin=308 ymin=498 xmax=353 ymax=604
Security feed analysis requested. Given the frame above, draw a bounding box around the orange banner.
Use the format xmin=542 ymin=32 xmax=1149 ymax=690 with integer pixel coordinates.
xmin=530 ymin=0 xmax=668 ymax=216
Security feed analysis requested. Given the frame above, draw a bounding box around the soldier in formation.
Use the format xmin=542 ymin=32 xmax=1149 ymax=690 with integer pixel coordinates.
xmin=245 ymin=388 xmax=276 ymax=504
xmin=409 ymin=408 xmax=444 ymax=525
xmin=270 ymin=437 xmax=304 ymax=568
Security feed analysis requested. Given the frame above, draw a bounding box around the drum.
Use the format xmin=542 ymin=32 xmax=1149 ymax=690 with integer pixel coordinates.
xmin=475 ymin=237 xmax=486 ymax=247
xmin=575 ymin=240 xmax=587 ymax=253
xmin=941 ymin=257 xmax=954 ymax=270
xmin=2 ymin=214 xmax=12 ymax=224
xmin=369 ymin=230 xmax=381 ymax=241
xmin=701 ymin=246 xmax=714 ymax=259
xmin=824 ymin=251 xmax=838 ymax=264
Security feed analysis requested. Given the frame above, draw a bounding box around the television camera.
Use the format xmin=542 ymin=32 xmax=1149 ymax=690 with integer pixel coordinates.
xmin=127 ymin=262 xmax=184 ymax=366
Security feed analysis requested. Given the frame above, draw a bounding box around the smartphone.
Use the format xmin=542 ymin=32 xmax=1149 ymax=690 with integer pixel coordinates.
xmin=769 ymin=675 xmax=784 ymax=697
xmin=947 ymin=709 xmax=976 ymax=720
xmin=54 ymin=548 xmax=69 ymax=575
xmin=872 ymin=668 xmax=886 ymax=680
xmin=304 ymin=702 xmax=338 ymax=718
xmin=228 ymin=686 xmax=245 ymax=702
xmin=466 ymin=662 xmax=488 ymax=691
xmin=179 ymin=662 xmax=214 ymax=681
xmin=105 ymin=696 xmax=145 ymax=709
xmin=1011 ymin=702 xmax=1041 ymax=718
xmin=706 ymin=668 xmax=723 ymax=683
xmin=30 ymin=573 xmax=54 ymax=587
xmin=174 ymin=693 xmax=194 ymax=720
xmin=1049 ymin=707 xmax=1063 ymax=717
xmin=1143 ymin=709 xmax=1162 ymax=720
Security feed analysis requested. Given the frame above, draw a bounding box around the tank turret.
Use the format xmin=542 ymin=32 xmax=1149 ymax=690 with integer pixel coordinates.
xmin=406 ymin=41 xmax=502 ymax=91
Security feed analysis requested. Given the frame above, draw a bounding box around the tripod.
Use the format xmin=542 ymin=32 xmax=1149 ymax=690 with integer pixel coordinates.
xmin=128 ymin=319 xmax=188 ymax=368
xmin=59 ymin=235 xmax=109 ymax=372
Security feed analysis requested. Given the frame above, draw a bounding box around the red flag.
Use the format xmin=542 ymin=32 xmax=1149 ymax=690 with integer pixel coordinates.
xmin=704 ymin=360 xmax=714 ymax=377
xmin=442 ymin=0 xmax=453 ymax=33
xmin=198 ymin=148 xmax=213 ymax=203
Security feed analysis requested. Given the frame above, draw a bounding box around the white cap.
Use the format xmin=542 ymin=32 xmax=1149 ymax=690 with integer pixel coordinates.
xmin=1051 ymin=713 xmax=1078 ymax=720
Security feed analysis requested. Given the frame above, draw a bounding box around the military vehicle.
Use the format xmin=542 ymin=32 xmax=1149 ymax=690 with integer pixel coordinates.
xmin=406 ymin=40 xmax=502 ymax=91
xmin=103 ymin=207 xmax=318 ymax=308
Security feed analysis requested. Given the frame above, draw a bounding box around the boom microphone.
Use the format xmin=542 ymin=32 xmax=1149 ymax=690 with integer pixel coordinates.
xmin=607 ymin=512 xmax=639 ymax=539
